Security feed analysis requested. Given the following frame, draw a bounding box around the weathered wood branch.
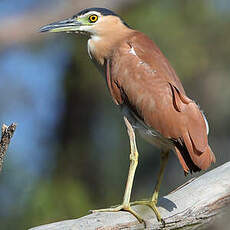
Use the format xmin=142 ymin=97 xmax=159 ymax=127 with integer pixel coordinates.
xmin=0 ymin=123 xmax=17 ymax=172
xmin=29 ymin=162 xmax=230 ymax=230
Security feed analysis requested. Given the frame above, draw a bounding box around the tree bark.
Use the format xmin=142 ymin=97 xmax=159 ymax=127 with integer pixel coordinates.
xmin=0 ymin=123 xmax=17 ymax=172
xmin=28 ymin=161 xmax=230 ymax=230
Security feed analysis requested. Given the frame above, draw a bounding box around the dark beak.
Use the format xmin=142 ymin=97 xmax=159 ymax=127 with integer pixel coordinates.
xmin=40 ymin=18 xmax=82 ymax=33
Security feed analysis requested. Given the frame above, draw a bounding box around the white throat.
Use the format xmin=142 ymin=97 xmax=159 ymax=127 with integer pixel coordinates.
xmin=87 ymin=35 xmax=101 ymax=59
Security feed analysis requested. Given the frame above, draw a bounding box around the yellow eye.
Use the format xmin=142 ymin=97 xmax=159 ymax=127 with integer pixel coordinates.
xmin=89 ymin=14 xmax=98 ymax=23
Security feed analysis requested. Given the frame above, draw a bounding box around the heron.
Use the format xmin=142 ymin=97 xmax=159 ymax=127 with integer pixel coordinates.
xmin=40 ymin=7 xmax=215 ymax=226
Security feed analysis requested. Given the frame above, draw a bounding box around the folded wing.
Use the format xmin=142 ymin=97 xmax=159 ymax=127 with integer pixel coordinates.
xmin=106 ymin=31 xmax=215 ymax=173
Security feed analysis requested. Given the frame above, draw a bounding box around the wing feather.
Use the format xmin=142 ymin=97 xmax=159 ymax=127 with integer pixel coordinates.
xmin=107 ymin=31 xmax=215 ymax=173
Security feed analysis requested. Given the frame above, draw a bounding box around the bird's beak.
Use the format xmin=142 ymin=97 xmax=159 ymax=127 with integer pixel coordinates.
xmin=40 ymin=18 xmax=82 ymax=33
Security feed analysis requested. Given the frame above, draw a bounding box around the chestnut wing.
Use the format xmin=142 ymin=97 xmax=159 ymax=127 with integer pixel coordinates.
xmin=107 ymin=32 xmax=215 ymax=172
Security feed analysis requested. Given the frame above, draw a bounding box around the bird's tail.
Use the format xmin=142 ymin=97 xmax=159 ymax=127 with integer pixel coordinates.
xmin=169 ymin=83 xmax=216 ymax=174
xmin=174 ymin=136 xmax=216 ymax=174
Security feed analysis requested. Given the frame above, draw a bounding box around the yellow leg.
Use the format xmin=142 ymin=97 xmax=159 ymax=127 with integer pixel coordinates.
xmin=91 ymin=116 xmax=144 ymax=224
xmin=131 ymin=151 xmax=169 ymax=225
xmin=152 ymin=151 xmax=169 ymax=203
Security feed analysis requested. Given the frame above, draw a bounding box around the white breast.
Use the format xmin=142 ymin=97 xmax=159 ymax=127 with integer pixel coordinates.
xmin=121 ymin=105 xmax=173 ymax=151
xmin=87 ymin=40 xmax=93 ymax=59
xmin=87 ymin=35 xmax=101 ymax=59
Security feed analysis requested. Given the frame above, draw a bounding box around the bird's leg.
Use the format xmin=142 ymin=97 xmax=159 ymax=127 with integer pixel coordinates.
xmin=130 ymin=151 xmax=169 ymax=224
xmin=91 ymin=116 xmax=144 ymax=224
xmin=152 ymin=151 xmax=169 ymax=203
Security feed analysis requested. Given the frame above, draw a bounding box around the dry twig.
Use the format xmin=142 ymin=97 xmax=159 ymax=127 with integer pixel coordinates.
xmin=0 ymin=123 xmax=17 ymax=172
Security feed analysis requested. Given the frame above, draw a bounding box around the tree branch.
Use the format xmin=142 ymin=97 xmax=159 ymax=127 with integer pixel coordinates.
xmin=28 ymin=162 xmax=230 ymax=230
xmin=0 ymin=123 xmax=17 ymax=172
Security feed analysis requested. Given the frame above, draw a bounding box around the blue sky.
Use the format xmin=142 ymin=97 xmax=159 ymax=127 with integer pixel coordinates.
xmin=0 ymin=39 xmax=71 ymax=218
xmin=0 ymin=0 xmax=75 ymax=219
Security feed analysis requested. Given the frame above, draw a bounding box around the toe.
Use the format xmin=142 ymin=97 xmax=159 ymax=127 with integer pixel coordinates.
xmin=161 ymin=218 xmax=166 ymax=227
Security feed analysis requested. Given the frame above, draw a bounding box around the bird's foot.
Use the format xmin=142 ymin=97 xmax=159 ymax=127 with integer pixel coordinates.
xmin=130 ymin=200 xmax=165 ymax=226
xmin=90 ymin=204 xmax=145 ymax=226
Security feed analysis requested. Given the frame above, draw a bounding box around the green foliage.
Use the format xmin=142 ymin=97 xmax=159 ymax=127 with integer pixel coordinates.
xmin=25 ymin=179 xmax=92 ymax=228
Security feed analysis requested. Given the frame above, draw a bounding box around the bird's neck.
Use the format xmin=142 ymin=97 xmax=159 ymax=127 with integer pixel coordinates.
xmin=87 ymin=25 xmax=133 ymax=65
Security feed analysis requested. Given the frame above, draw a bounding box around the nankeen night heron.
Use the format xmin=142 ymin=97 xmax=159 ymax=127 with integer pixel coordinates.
xmin=40 ymin=7 xmax=216 ymax=226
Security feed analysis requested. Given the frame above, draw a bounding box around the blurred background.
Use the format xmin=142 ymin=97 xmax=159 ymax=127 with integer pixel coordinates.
xmin=0 ymin=0 xmax=229 ymax=229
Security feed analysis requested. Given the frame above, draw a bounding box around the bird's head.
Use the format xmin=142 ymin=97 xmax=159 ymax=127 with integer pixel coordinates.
xmin=40 ymin=8 xmax=129 ymax=37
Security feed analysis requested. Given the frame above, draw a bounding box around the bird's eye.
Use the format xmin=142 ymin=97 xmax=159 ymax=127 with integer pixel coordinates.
xmin=89 ymin=14 xmax=98 ymax=23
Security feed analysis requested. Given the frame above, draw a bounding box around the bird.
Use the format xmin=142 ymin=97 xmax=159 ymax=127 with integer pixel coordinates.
xmin=40 ymin=7 xmax=216 ymax=226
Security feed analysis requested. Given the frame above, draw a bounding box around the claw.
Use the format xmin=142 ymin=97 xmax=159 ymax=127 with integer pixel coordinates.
xmin=89 ymin=204 xmax=146 ymax=226
xmin=161 ymin=218 xmax=166 ymax=227
xmin=130 ymin=200 xmax=164 ymax=224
